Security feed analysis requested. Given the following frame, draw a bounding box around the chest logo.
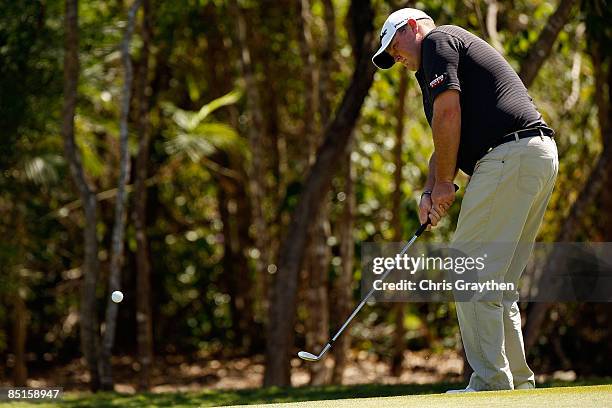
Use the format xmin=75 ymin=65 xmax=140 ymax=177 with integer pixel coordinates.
xmin=429 ymin=73 xmax=446 ymax=88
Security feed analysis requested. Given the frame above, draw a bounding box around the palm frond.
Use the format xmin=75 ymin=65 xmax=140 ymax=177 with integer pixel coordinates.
xmin=194 ymin=123 xmax=246 ymax=154
xmin=163 ymin=89 xmax=246 ymax=170
xmin=164 ymin=133 xmax=216 ymax=163
xmin=22 ymin=154 xmax=64 ymax=186
xmin=192 ymin=90 xmax=242 ymax=126
xmin=163 ymin=90 xmax=242 ymax=132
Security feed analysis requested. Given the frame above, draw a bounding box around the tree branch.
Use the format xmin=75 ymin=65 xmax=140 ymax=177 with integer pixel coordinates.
xmin=518 ymin=0 xmax=577 ymax=88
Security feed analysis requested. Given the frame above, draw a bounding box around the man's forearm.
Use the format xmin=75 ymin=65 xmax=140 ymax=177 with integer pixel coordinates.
xmin=432 ymin=109 xmax=460 ymax=182
xmin=424 ymin=153 xmax=436 ymax=191
xmin=432 ymin=94 xmax=461 ymax=183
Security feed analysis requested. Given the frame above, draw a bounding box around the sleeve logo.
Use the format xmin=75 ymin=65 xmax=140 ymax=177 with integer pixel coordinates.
xmin=429 ymin=73 xmax=446 ymax=88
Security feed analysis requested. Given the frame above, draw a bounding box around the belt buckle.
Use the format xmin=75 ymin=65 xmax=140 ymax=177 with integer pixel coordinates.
xmin=513 ymin=132 xmax=520 ymax=142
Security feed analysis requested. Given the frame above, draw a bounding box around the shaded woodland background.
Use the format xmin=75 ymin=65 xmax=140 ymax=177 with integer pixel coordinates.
xmin=1 ymin=0 xmax=611 ymax=393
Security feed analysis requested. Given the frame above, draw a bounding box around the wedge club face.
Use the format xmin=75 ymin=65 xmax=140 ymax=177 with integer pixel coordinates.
xmin=299 ymin=343 xmax=331 ymax=362
xmin=297 ymin=351 xmax=320 ymax=361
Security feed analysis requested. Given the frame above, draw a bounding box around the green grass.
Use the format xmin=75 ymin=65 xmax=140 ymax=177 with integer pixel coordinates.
xmin=259 ymin=385 xmax=612 ymax=408
xmin=1 ymin=378 xmax=611 ymax=407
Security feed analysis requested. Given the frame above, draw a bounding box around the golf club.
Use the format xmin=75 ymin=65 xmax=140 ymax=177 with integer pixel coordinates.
xmin=298 ymin=184 xmax=459 ymax=362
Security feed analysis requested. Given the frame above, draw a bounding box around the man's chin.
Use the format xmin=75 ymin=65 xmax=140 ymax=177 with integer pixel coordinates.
xmin=402 ymin=62 xmax=417 ymax=71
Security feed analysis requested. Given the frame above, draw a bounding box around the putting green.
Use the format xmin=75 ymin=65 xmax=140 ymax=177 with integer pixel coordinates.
xmin=229 ymin=385 xmax=612 ymax=408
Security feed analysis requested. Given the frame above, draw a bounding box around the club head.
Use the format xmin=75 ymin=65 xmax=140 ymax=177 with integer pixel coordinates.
xmin=297 ymin=351 xmax=320 ymax=361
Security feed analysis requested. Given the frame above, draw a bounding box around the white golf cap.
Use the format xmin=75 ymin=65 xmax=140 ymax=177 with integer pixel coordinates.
xmin=372 ymin=8 xmax=433 ymax=69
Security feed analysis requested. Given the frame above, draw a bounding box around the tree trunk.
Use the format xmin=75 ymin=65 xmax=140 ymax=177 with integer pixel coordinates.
xmin=518 ymin=0 xmax=577 ymax=88
xmin=298 ymin=0 xmax=319 ymax=164
xmin=61 ymin=0 xmax=101 ymax=391
xmin=305 ymin=205 xmax=332 ymax=385
xmin=217 ymin=170 xmax=256 ymax=353
xmin=318 ymin=0 xmax=337 ymax=126
xmin=233 ymin=174 xmax=259 ymax=349
xmin=12 ymin=285 xmax=28 ymax=387
xmin=523 ymin=155 xmax=608 ymax=350
xmin=203 ymin=4 xmax=259 ymax=347
xmin=218 ymin=184 xmax=242 ymax=347
xmin=508 ymin=0 xmax=579 ymax=354
xmin=471 ymin=0 xmax=489 ymax=41
xmin=484 ymin=0 xmax=503 ymax=54
xmin=524 ymin=8 xmax=612 ymax=351
xmin=99 ymin=0 xmax=141 ymax=390
xmin=331 ymin=148 xmax=356 ymax=384
xmin=229 ymin=0 xmax=270 ymax=314
xmin=390 ymin=70 xmax=408 ymax=377
xmin=11 ymin=206 xmax=28 ymax=387
xmin=133 ymin=0 xmax=153 ymax=391
xmin=324 ymin=0 xmax=345 ymax=384
xmin=263 ymin=0 xmax=376 ymax=386
xmin=591 ymin=33 xmax=612 ymax=236
xmin=297 ymin=0 xmax=332 ymax=386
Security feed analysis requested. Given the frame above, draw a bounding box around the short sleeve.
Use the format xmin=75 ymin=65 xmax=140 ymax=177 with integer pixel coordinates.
xmin=421 ymin=32 xmax=462 ymax=102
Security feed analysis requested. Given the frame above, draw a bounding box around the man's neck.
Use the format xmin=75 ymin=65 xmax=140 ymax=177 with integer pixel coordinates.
xmin=420 ymin=24 xmax=436 ymax=37
xmin=415 ymin=24 xmax=436 ymax=73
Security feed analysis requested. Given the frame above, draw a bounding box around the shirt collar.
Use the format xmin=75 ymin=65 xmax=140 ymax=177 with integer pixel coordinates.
xmin=416 ymin=27 xmax=439 ymax=75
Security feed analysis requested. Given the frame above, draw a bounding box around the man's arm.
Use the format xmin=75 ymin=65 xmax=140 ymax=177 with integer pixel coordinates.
xmin=419 ymin=153 xmax=436 ymax=225
xmin=432 ymin=90 xmax=460 ymax=183
xmin=429 ymin=89 xmax=461 ymax=225
xmin=424 ymin=153 xmax=436 ymax=191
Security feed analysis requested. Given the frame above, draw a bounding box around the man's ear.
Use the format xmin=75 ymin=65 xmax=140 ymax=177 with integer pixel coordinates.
xmin=407 ymin=18 xmax=418 ymax=31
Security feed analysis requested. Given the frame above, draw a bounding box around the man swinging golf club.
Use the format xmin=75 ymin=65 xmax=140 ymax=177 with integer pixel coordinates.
xmin=372 ymin=9 xmax=558 ymax=392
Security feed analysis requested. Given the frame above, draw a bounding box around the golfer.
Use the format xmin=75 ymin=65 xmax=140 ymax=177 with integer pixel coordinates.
xmin=372 ymin=9 xmax=558 ymax=392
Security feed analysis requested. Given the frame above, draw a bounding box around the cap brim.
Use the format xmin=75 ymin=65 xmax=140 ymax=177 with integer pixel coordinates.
xmin=372 ymin=51 xmax=395 ymax=69
xmin=372 ymin=24 xmax=403 ymax=69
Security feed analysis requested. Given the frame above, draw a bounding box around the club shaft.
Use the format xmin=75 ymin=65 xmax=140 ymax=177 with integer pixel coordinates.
xmin=306 ymin=184 xmax=458 ymax=360
xmin=318 ymin=343 xmax=331 ymax=358
xmin=330 ymin=232 xmax=421 ymax=343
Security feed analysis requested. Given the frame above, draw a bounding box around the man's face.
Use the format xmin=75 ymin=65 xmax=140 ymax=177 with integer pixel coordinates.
xmin=386 ymin=24 xmax=421 ymax=71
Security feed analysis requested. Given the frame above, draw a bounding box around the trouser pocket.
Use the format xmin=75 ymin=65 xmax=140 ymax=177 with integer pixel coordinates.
xmin=517 ymin=139 xmax=557 ymax=196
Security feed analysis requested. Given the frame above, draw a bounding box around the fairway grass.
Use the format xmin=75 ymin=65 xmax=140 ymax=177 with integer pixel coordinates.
xmin=0 ymin=380 xmax=610 ymax=407
xmin=237 ymin=385 xmax=612 ymax=408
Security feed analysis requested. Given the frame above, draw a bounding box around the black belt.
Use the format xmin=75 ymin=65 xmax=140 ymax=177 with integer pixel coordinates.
xmin=487 ymin=126 xmax=555 ymax=152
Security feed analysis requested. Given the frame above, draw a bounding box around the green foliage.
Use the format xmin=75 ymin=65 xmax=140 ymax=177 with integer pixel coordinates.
xmin=0 ymin=0 xmax=63 ymax=168
xmin=163 ymin=90 xmax=246 ymax=163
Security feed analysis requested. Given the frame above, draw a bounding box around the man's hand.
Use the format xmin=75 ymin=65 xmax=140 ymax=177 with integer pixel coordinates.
xmin=430 ymin=182 xmax=456 ymax=226
xmin=419 ymin=193 xmax=444 ymax=229
xmin=419 ymin=193 xmax=433 ymax=225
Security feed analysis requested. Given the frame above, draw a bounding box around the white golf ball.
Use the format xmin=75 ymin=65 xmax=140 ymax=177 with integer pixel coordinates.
xmin=111 ymin=290 xmax=124 ymax=303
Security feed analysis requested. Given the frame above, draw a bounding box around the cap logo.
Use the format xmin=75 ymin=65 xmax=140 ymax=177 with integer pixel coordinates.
xmin=394 ymin=19 xmax=407 ymax=28
xmin=380 ymin=28 xmax=387 ymax=42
